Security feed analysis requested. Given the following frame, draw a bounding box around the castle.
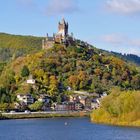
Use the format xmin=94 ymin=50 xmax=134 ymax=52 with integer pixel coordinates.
xmin=42 ymin=18 xmax=75 ymax=49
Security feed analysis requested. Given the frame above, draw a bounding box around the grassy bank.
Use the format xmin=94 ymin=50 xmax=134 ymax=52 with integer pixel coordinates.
xmin=91 ymin=110 xmax=140 ymax=127
xmin=1 ymin=111 xmax=89 ymax=120
xmin=91 ymin=89 xmax=140 ymax=127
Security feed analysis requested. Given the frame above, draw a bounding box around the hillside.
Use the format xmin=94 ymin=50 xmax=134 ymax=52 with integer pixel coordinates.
xmin=1 ymin=32 xmax=140 ymax=66
xmin=0 ymin=41 xmax=140 ymax=104
xmin=0 ymin=33 xmax=43 ymax=62
xmin=111 ymin=51 xmax=140 ymax=66
xmin=0 ymin=32 xmax=140 ymax=107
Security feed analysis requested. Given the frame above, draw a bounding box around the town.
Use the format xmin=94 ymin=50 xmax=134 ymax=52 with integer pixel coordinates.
xmin=13 ymin=74 xmax=107 ymax=113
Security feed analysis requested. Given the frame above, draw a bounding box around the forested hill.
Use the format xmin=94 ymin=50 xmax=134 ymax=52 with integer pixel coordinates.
xmin=0 ymin=32 xmax=140 ymax=104
xmin=1 ymin=42 xmax=140 ymax=99
xmin=111 ymin=51 xmax=140 ymax=66
xmin=0 ymin=33 xmax=43 ymax=62
xmin=1 ymin=32 xmax=140 ymax=66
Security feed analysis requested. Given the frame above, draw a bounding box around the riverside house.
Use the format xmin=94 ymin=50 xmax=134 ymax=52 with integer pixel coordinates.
xmin=17 ymin=94 xmax=34 ymax=105
xmin=38 ymin=94 xmax=50 ymax=103
xmin=26 ymin=75 xmax=35 ymax=84
xmin=69 ymin=95 xmax=92 ymax=110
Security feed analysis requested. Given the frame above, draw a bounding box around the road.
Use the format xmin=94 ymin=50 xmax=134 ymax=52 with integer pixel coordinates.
xmin=2 ymin=111 xmax=87 ymax=115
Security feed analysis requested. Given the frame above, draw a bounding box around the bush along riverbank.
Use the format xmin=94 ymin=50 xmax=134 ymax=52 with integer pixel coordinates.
xmin=1 ymin=111 xmax=90 ymax=120
xmin=91 ymin=89 xmax=140 ymax=127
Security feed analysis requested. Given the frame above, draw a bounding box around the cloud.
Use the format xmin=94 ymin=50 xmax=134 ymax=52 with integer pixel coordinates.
xmin=127 ymin=48 xmax=140 ymax=56
xmin=100 ymin=33 xmax=140 ymax=47
xmin=100 ymin=34 xmax=126 ymax=45
xmin=106 ymin=0 xmax=140 ymax=15
xmin=98 ymin=33 xmax=140 ymax=56
xmin=16 ymin=0 xmax=36 ymax=9
xmin=45 ymin=0 xmax=79 ymax=16
xmin=130 ymin=39 xmax=140 ymax=47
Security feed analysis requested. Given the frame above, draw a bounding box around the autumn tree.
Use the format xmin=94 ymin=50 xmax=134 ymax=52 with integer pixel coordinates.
xmin=48 ymin=76 xmax=59 ymax=96
xmin=68 ymin=75 xmax=79 ymax=90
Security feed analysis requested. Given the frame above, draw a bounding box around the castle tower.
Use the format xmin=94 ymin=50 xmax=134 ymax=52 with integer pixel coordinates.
xmin=54 ymin=18 xmax=69 ymax=43
xmin=42 ymin=18 xmax=72 ymax=49
xmin=58 ymin=18 xmax=68 ymax=38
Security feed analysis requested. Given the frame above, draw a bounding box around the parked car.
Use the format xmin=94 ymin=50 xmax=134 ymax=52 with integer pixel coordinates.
xmin=24 ymin=110 xmax=31 ymax=114
xmin=10 ymin=111 xmax=16 ymax=114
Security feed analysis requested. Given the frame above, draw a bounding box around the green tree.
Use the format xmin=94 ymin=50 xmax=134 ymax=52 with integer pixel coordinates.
xmin=21 ymin=65 xmax=30 ymax=77
xmin=90 ymin=80 xmax=95 ymax=92
xmin=131 ymin=75 xmax=140 ymax=89
xmin=56 ymin=95 xmax=62 ymax=104
xmin=29 ymin=101 xmax=43 ymax=111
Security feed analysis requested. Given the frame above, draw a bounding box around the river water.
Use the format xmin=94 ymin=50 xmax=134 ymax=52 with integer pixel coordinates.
xmin=0 ymin=118 xmax=140 ymax=140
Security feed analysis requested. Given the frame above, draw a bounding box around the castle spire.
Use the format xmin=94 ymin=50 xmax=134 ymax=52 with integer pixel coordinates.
xmin=61 ymin=18 xmax=66 ymax=24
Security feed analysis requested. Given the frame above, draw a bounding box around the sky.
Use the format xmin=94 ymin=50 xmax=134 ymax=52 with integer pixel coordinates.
xmin=1 ymin=0 xmax=140 ymax=56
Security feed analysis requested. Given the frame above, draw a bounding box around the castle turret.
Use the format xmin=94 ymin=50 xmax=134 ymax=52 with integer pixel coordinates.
xmin=58 ymin=18 xmax=68 ymax=39
xmin=42 ymin=18 xmax=73 ymax=49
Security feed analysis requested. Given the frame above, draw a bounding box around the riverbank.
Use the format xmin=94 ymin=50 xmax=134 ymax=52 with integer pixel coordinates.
xmin=1 ymin=111 xmax=90 ymax=120
xmin=90 ymin=90 xmax=140 ymax=127
xmin=91 ymin=112 xmax=140 ymax=127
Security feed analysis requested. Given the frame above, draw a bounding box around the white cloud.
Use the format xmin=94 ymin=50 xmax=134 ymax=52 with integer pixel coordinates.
xmin=16 ymin=0 xmax=34 ymax=7
xmin=98 ymin=34 xmax=140 ymax=56
xmin=130 ymin=39 xmax=140 ymax=46
xmin=45 ymin=0 xmax=79 ymax=16
xmin=16 ymin=0 xmax=37 ymax=10
xmin=127 ymin=48 xmax=140 ymax=56
xmin=100 ymin=33 xmax=140 ymax=47
xmin=101 ymin=34 xmax=126 ymax=45
xmin=106 ymin=0 xmax=140 ymax=15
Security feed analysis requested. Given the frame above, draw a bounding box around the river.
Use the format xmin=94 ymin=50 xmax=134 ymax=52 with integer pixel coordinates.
xmin=0 ymin=118 xmax=140 ymax=140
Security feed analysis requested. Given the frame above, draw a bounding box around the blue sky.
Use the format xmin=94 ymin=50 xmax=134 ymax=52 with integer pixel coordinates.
xmin=1 ymin=0 xmax=140 ymax=56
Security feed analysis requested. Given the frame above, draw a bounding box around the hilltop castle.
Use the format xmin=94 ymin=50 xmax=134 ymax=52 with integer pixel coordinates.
xmin=42 ymin=18 xmax=75 ymax=49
